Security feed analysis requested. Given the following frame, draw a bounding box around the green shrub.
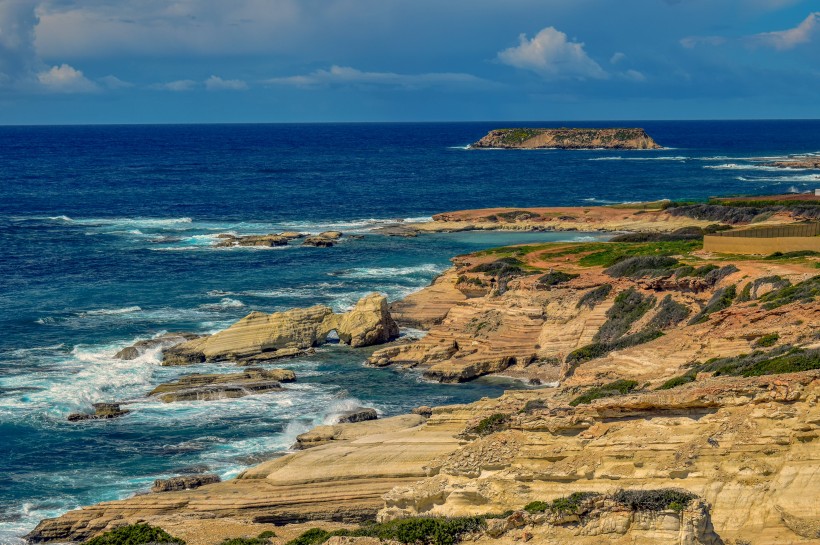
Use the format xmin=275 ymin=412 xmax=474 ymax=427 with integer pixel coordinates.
xmin=657 ymin=373 xmax=696 ymax=390
xmin=566 ymin=329 xmax=663 ymax=365
xmin=285 ymin=528 xmax=331 ymax=545
xmin=466 ymin=413 xmax=509 ymax=436
xmin=576 ymin=284 xmax=612 ymax=309
xmin=754 ymin=333 xmax=779 ymax=348
xmin=523 ymin=500 xmax=549 ymax=514
xmin=537 ymin=270 xmax=579 ymax=288
xmin=689 ymin=285 xmax=736 ymax=325
xmin=759 ymin=275 xmax=820 ymax=309
xmin=613 ymin=489 xmax=697 ymax=512
xmin=549 ymin=492 xmax=600 ymax=513
xmin=604 ymin=255 xmax=679 ymax=279
xmin=647 ymin=295 xmax=691 ymax=330
xmin=577 ymin=240 xmax=702 ymax=268
xmin=569 ymin=380 xmax=639 ymax=406
xmin=595 ymin=288 xmax=656 ymax=343
xmin=703 ymin=347 xmax=820 ymax=377
xmin=83 ymin=524 xmax=185 ymax=545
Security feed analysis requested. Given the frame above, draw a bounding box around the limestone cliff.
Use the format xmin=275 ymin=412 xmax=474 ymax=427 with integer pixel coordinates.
xmin=470 ymin=128 xmax=662 ymax=150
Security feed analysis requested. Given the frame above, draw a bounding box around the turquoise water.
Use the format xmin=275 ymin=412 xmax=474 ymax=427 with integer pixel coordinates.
xmin=0 ymin=121 xmax=818 ymax=541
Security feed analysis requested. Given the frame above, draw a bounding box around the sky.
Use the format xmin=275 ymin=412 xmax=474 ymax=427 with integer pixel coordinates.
xmin=0 ymin=0 xmax=818 ymax=124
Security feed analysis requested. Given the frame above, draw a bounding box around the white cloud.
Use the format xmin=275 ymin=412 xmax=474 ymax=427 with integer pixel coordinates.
xmin=151 ymin=79 xmax=197 ymax=91
xmin=497 ymin=27 xmax=607 ymax=80
xmin=267 ymin=65 xmax=490 ymax=89
xmin=621 ymin=69 xmax=646 ymax=81
xmin=98 ymin=75 xmax=132 ymax=89
xmin=205 ymin=75 xmax=248 ymax=90
xmin=610 ymin=52 xmax=626 ymax=64
xmin=37 ymin=63 xmax=97 ymax=92
xmin=750 ymin=11 xmax=819 ymax=50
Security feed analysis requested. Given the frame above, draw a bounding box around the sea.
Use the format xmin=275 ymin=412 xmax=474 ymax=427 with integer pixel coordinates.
xmin=0 ymin=120 xmax=818 ymax=542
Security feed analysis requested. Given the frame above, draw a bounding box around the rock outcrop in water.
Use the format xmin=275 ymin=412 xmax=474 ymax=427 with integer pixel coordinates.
xmin=162 ymin=293 xmax=398 ymax=365
xmin=470 ymin=128 xmax=662 ymax=150
xmin=151 ymin=474 xmax=221 ymax=493
xmin=148 ymin=368 xmax=296 ymax=402
xmin=114 ymin=333 xmax=201 ymax=360
xmin=67 ymin=403 xmax=130 ymax=422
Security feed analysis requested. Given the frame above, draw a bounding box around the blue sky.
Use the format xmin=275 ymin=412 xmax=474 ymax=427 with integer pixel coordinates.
xmin=0 ymin=0 xmax=818 ymax=124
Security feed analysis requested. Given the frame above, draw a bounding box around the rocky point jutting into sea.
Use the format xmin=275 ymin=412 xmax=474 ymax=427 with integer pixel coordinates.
xmin=25 ymin=195 xmax=820 ymax=545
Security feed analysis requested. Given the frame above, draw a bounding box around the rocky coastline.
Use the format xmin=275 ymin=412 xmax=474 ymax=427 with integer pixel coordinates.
xmin=26 ymin=201 xmax=820 ymax=545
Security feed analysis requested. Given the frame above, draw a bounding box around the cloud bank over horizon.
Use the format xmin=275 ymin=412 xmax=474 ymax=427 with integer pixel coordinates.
xmin=0 ymin=0 xmax=818 ymax=123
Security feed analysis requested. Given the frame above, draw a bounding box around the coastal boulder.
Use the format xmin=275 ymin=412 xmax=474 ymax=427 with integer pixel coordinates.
xmin=328 ymin=293 xmax=400 ymax=348
xmin=114 ymin=333 xmax=200 ymax=360
xmin=67 ymin=403 xmax=130 ymax=422
xmin=337 ymin=407 xmax=378 ymax=424
xmin=215 ymin=233 xmax=290 ymax=247
xmin=303 ymin=231 xmax=344 ymax=247
xmin=162 ymin=294 xmax=399 ymax=364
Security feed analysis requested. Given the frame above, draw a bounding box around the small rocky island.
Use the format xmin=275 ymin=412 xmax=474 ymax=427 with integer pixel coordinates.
xmin=470 ymin=127 xmax=662 ymax=149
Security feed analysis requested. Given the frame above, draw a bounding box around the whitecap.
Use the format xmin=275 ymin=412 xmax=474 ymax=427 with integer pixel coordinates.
xmin=705 ymin=163 xmax=807 ymax=172
xmin=78 ymin=306 xmax=142 ymax=317
xmin=333 ymin=263 xmax=444 ymax=279
xmin=588 ymin=156 xmax=688 ymax=161
xmin=736 ymin=174 xmax=820 ymax=183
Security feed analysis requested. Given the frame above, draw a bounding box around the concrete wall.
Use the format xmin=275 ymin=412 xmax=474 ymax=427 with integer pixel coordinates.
xmin=703 ymin=235 xmax=820 ymax=255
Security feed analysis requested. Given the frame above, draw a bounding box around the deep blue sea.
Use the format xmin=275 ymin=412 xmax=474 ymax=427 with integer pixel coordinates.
xmin=0 ymin=121 xmax=818 ymax=542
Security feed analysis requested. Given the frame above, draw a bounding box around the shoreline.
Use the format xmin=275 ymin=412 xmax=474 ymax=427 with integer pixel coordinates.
xmin=17 ymin=200 xmax=820 ymax=543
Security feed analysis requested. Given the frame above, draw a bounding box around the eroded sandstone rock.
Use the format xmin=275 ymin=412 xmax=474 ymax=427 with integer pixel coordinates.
xmin=162 ymin=294 xmax=398 ymax=364
xmin=114 ymin=333 xmax=200 ymax=360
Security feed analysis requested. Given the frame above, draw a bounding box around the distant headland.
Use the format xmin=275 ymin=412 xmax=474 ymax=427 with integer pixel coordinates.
xmin=470 ymin=127 xmax=662 ymax=150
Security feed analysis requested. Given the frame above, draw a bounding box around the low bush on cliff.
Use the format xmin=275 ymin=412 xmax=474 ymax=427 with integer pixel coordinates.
xmin=83 ymin=523 xmax=185 ymax=545
xmin=523 ymin=492 xmax=601 ymax=514
xmin=466 ymin=413 xmax=510 ymax=436
xmin=688 ymin=285 xmax=737 ymax=325
xmin=647 ymin=295 xmax=691 ymax=330
xmin=576 ymin=284 xmax=612 ymax=309
xmin=565 ymin=329 xmax=664 ymax=365
xmin=754 ymin=333 xmax=780 ymax=348
xmin=613 ymin=489 xmax=697 ymax=513
xmin=758 ymin=275 xmax=820 ymax=309
xmin=609 ymin=226 xmax=708 ymax=243
xmin=569 ymin=379 xmax=639 ymax=406
xmin=287 ymin=517 xmax=486 ymax=545
xmin=737 ymin=275 xmax=791 ymax=302
xmin=657 ymin=372 xmax=697 ymax=390
xmin=595 ymin=288 xmax=656 ymax=343
xmin=604 ymin=255 xmax=680 ymax=279
xmin=536 ymin=270 xmax=579 ymax=288
xmin=700 ymin=346 xmax=820 ymax=377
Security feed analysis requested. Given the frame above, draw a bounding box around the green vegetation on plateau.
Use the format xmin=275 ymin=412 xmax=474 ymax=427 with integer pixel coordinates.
xmin=83 ymin=524 xmax=185 ymax=545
